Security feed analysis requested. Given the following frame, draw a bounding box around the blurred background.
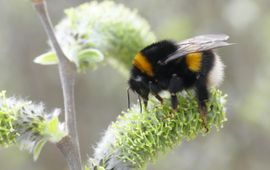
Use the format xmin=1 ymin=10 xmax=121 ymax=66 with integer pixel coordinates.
xmin=1 ymin=0 xmax=270 ymax=169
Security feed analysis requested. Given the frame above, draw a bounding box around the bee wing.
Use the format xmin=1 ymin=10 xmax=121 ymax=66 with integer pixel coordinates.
xmin=164 ymin=34 xmax=233 ymax=63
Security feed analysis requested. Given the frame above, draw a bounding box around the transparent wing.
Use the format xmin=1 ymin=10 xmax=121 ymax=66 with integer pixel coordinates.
xmin=165 ymin=34 xmax=233 ymax=63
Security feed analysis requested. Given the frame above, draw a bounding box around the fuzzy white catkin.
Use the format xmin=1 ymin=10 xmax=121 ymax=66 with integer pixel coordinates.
xmin=89 ymin=89 xmax=227 ymax=170
xmin=93 ymin=126 xmax=133 ymax=170
xmin=0 ymin=95 xmax=63 ymax=153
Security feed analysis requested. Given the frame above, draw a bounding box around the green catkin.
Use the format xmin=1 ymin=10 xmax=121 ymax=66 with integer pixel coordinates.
xmin=0 ymin=91 xmax=65 ymax=160
xmin=90 ymin=89 xmax=227 ymax=170
xmin=53 ymin=1 xmax=156 ymax=73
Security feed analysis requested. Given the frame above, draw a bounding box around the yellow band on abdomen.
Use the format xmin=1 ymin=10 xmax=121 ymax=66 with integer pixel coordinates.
xmin=186 ymin=52 xmax=202 ymax=72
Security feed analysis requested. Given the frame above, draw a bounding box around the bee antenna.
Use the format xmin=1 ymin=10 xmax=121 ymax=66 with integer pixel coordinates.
xmin=127 ymin=87 xmax=131 ymax=109
xmin=138 ymin=94 xmax=142 ymax=113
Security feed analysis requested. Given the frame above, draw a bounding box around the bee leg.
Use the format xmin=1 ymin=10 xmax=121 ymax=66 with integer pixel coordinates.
xmin=168 ymin=74 xmax=184 ymax=110
xmin=154 ymin=94 xmax=163 ymax=104
xmin=170 ymin=93 xmax=178 ymax=110
xmin=149 ymin=81 xmax=163 ymax=103
xmin=137 ymin=94 xmax=148 ymax=113
xmin=195 ymin=76 xmax=209 ymax=132
xmin=143 ymin=100 xmax=148 ymax=109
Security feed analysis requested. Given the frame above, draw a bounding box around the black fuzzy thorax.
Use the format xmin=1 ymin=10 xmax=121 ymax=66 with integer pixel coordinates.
xmin=140 ymin=40 xmax=178 ymax=64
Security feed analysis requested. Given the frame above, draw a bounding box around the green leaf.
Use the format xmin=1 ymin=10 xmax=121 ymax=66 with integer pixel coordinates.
xmin=77 ymin=49 xmax=104 ymax=71
xmin=34 ymin=51 xmax=59 ymax=65
xmin=33 ymin=139 xmax=47 ymax=161
xmin=45 ymin=117 xmax=66 ymax=143
xmin=47 ymin=117 xmax=59 ymax=134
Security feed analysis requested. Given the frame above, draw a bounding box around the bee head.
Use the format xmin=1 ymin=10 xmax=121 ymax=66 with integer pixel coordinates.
xmin=128 ymin=75 xmax=149 ymax=101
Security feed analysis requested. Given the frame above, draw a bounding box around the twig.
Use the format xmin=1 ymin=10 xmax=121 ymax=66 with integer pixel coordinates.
xmin=32 ymin=0 xmax=82 ymax=169
xmin=57 ymin=136 xmax=82 ymax=170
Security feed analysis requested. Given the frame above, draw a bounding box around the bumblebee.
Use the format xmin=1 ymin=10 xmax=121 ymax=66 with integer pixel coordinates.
xmin=128 ymin=34 xmax=231 ymax=120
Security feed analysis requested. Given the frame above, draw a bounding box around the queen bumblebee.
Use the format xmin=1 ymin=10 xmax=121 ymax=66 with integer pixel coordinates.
xmin=128 ymin=34 xmax=232 ymax=122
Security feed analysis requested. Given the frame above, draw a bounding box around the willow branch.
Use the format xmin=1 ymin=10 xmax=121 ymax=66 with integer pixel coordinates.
xmin=32 ymin=0 xmax=82 ymax=169
xmin=57 ymin=136 xmax=82 ymax=170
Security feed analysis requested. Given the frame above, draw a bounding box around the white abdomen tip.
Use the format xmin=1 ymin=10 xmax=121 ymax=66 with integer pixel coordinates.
xmin=207 ymin=54 xmax=225 ymax=87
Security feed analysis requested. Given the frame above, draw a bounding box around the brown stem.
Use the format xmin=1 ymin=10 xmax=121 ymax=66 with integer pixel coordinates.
xmin=57 ymin=136 xmax=82 ymax=170
xmin=32 ymin=1 xmax=82 ymax=170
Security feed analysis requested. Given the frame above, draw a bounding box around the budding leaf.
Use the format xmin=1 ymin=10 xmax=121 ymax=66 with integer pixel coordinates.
xmin=33 ymin=139 xmax=47 ymax=161
xmin=78 ymin=48 xmax=104 ymax=71
xmin=34 ymin=51 xmax=58 ymax=65
xmin=45 ymin=117 xmax=66 ymax=143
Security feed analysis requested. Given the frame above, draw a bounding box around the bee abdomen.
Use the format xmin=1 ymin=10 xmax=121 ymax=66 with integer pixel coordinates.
xmin=185 ymin=52 xmax=203 ymax=72
xmin=207 ymin=53 xmax=225 ymax=87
